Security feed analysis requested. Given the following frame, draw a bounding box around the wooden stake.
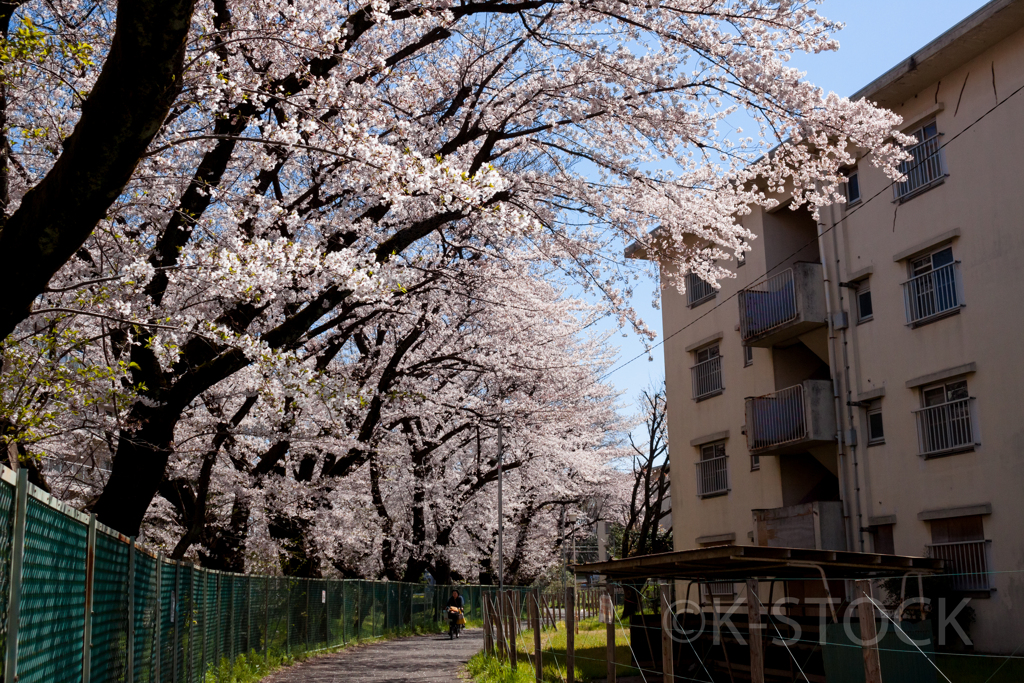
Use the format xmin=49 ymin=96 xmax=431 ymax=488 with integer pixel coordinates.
xmin=496 ymin=592 xmax=507 ymax=661
xmin=660 ymin=584 xmax=674 ymax=683
xmin=566 ymin=586 xmax=575 ymax=683
xmin=507 ymin=591 xmax=517 ymax=664
xmin=606 ymin=585 xmax=616 ymax=683
xmin=532 ymin=589 xmax=543 ymax=682
xmin=746 ymin=579 xmax=764 ymax=683
xmin=483 ymin=594 xmax=494 ymax=656
xmin=856 ymin=580 xmax=884 ymax=683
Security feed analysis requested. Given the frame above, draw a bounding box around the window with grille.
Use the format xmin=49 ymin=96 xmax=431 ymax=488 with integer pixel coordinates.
xmin=696 ymin=441 xmax=729 ymax=497
xmin=903 ymin=246 xmax=962 ymax=324
xmin=686 ymin=272 xmax=716 ymax=307
xmin=915 ymin=378 xmax=976 ymax=456
xmin=691 ymin=344 xmax=723 ymax=400
xmin=927 ymin=515 xmax=991 ymax=591
xmin=895 ymin=120 xmax=945 ymax=200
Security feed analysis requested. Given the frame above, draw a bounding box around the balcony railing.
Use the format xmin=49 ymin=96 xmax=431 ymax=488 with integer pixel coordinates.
xmin=902 ymin=261 xmax=962 ymax=325
xmin=895 ymin=134 xmax=944 ymax=200
xmin=927 ymin=540 xmax=992 ymax=591
xmin=695 ymin=455 xmax=729 ymax=498
xmin=691 ymin=355 xmax=723 ymax=400
xmin=739 ymin=268 xmax=798 ymax=342
xmin=746 ymin=385 xmax=806 ymax=452
xmin=914 ymin=397 xmax=977 ymax=456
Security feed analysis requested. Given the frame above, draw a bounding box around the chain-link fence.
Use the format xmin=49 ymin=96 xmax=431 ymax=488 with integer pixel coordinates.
xmin=0 ymin=467 xmax=517 ymax=683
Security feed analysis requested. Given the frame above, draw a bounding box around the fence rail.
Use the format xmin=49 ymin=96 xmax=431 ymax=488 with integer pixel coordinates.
xmin=0 ymin=466 xmax=510 ymax=683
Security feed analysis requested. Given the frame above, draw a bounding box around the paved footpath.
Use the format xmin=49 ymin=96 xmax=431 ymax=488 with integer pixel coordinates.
xmin=261 ymin=629 xmax=482 ymax=683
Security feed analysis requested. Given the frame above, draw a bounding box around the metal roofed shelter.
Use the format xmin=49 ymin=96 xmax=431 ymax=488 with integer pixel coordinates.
xmin=572 ymin=546 xmax=945 ymax=683
xmin=572 ymin=544 xmax=944 ymax=582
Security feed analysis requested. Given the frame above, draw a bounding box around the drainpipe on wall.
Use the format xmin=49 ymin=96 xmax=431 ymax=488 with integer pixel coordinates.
xmin=830 ymin=205 xmax=867 ymax=552
xmin=815 ymin=215 xmax=855 ymax=553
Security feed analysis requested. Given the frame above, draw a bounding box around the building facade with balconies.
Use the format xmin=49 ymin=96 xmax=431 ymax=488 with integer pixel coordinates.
xmin=632 ymin=0 xmax=1024 ymax=654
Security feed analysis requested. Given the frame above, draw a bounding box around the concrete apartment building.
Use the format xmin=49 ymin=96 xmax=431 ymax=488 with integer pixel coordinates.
xmin=634 ymin=0 xmax=1024 ymax=654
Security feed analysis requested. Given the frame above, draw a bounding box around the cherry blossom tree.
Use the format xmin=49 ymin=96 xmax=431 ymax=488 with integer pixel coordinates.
xmin=0 ymin=0 xmax=915 ymax=545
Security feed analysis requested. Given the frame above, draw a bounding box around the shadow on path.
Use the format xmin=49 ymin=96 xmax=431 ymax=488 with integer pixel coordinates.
xmin=261 ymin=628 xmax=482 ymax=683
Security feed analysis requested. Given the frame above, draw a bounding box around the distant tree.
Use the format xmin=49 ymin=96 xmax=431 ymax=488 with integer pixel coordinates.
xmin=619 ymin=384 xmax=671 ymax=560
xmin=615 ymin=384 xmax=672 ymax=617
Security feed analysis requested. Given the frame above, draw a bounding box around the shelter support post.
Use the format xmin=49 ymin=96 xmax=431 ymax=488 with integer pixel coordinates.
xmin=856 ymin=580 xmax=884 ymax=683
xmin=532 ymin=589 xmax=542 ymax=682
xmin=566 ymin=586 xmax=575 ymax=683
xmin=606 ymin=585 xmax=615 ymax=683
xmin=746 ymin=579 xmax=764 ymax=683
xmin=660 ymin=583 xmax=674 ymax=683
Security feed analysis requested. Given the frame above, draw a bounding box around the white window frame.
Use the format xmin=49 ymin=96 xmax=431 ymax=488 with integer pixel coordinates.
xmin=743 ymin=344 xmax=753 ymax=367
xmin=866 ymin=403 xmax=884 ymax=446
xmin=856 ymin=283 xmax=873 ymax=323
xmin=845 ymin=169 xmax=861 ymax=206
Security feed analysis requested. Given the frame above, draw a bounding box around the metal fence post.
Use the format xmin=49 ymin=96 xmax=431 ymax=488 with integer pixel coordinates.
xmin=4 ymin=469 xmax=28 ymax=681
xmin=306 ymin=579 xmax=311 ymax=650
xmin=154 ymin=554 xmax=162 ymax=683
xmin=83 ymin=513 xmax=97 ymax=683
xmin=265 ymin=576 xmax=270 ymax=663
xmin=215 ymin=572 xmax=222 ymax=666
xmin=127 ymin=537 xmax=136 ymax=683
xmin=286 ymin=579 xmax=291 ymax=654
xmin=172 ymin=562 xmax=180 ymax=683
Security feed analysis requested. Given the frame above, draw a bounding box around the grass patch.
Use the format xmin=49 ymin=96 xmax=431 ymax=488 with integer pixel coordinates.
xmin=468 ymin=613 xmax=640 ymax=682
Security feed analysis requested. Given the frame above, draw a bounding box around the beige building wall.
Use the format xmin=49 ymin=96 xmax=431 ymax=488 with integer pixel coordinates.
xmin=646 ymin=0 xmax=1024 ymax=653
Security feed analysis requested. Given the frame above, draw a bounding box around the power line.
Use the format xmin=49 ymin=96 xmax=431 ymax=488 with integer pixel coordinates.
xmin=602 ymin=78 xmax=1024 ymax=382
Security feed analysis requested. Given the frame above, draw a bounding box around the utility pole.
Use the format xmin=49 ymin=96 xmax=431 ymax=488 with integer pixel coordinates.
xmin=497 ymin=420 xmax=504 ymax=594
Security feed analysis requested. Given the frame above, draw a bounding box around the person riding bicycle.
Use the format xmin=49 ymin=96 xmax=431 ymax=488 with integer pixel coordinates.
xmin=445 ymin=589 xmax=465 ymax=638
xmin=446 ymin=589 xmax=465 ymax=611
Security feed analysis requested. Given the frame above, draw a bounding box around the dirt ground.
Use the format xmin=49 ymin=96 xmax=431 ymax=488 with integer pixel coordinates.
xmin=261 ymin=628 xmax=482 ymax=683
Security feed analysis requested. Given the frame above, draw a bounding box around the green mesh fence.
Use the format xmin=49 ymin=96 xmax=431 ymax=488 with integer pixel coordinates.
xmin=18 ymin=496 xmax=87 ymax=683
xmin=0 ymin=476 xmax=14 ymax=670
xmin=92 ymin=530 xmax=130 ymax=681
xmin=0 ymin=469 xmax=497 ymax=683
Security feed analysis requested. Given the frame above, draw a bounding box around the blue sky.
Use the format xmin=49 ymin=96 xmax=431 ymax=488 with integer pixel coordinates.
xmin=604 ymin=0 xmax=991 ymax=420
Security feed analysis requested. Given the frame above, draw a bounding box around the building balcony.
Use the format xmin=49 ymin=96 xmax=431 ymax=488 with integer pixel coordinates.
xmin=753 ymin=501 xmax=846 ymax=551
xmin=695 ymin=455 xmax=729 ymax=498
xmin=738 ymin=262 xmax=827 ymax=348
xmin=744 ymin=380 xmax=836 ymax=456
